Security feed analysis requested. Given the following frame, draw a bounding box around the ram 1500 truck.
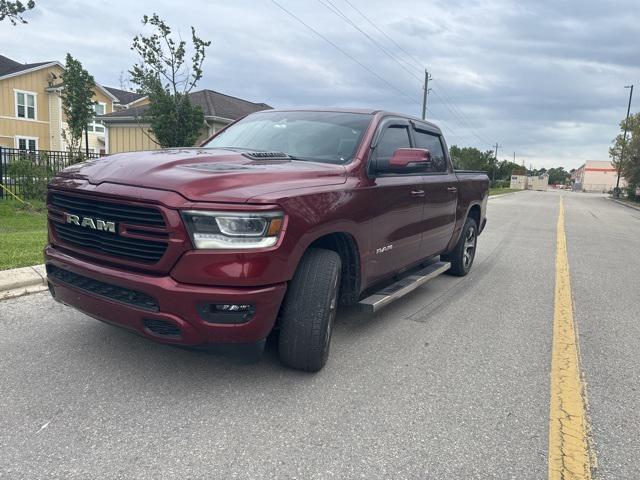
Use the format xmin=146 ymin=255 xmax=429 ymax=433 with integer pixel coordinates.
xmin=45 ymin=109 xmax=488 ymax=371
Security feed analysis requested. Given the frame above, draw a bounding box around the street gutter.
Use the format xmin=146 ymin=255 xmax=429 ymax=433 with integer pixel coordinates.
xmin=0 ymin=265 xmax=48 ymax=301
xmin=489 ymin=190 xmax=522 ymax=200
xmin=609 ymin=197 xmax=640 ymax=212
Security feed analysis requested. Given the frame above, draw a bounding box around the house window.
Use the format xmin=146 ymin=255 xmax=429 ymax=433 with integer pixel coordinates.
xmin=16 ymin=137 xmax=38 ymax=152
xmin=87 ymin=102 xmax=106 ymax=133
xmin=16 ymin=91 xmax=36 ymax=119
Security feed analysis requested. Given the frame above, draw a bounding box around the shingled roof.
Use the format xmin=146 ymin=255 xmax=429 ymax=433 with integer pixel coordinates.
xmin=99 ymin=89 xmax=271 ymax=123
xmin=102 ymin=86 xmax=146 ymax=106
xmin=0 ymin=54 xmax=57 ymax=78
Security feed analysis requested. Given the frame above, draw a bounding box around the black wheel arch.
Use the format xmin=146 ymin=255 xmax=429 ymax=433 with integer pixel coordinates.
xmin=306 ymin=232 xmax=361 ymax=305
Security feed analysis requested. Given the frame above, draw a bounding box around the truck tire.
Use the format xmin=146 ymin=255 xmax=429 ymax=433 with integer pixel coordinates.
xmin=278 ymin=248 xmax=341 ymax=372
xmin=443 ymin=216 xmax=477 ymax=277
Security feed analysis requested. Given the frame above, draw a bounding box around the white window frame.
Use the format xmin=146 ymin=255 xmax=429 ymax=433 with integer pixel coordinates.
xmin=14 ymin=89 xmax=38 ymax=120
xmin=87 ymin=102 xmax=106 ymax=134
xmin=15 ymin=135 xmax=39 ymax=151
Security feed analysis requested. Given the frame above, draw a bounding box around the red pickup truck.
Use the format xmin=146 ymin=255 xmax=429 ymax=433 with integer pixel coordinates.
xmin=45 ymin=109 xmax=488 ymax=371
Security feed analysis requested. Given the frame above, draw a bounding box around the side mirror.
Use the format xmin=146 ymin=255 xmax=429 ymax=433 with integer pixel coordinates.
xmin=388 ymin=148 xmax=431 ymax=171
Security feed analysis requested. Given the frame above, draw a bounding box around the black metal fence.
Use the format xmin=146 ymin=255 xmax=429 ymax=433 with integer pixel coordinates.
xmin=0 ymin=147 xmax=102 ymax=200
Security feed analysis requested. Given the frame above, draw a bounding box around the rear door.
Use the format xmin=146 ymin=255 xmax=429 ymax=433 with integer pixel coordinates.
xmin=411 ymin=125 xmax=458 ymax=258
xmin=366 ymin=119 xmax=426 ymax=285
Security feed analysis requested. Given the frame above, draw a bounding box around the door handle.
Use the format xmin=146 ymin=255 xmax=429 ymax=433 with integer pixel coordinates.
xmin=411 ymin=190 xmax=425 ymax=197
xmin=446 ymin=187 xmax=458 ymax=193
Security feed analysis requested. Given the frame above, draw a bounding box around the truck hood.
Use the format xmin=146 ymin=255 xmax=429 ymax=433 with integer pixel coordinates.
xmin=57 ymin=148 xmax=347 ymax=203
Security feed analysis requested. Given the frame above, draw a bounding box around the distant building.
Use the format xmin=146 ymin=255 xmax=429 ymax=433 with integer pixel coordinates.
xmin=99 ymin=89 xmax=271 ymax=154
xmin=0 ymin=54 xmax=119 ymax=154
xmin=510 ymin=174 xmax=528 ymax=190
xmin=571 ymin=161 xmax=625 ymax=193
xmin=528 ymin=173 xmax=549 ymax=191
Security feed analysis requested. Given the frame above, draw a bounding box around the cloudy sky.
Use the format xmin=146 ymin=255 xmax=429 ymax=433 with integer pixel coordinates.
xmin=2 ymin=0 xmax=638 ymax=169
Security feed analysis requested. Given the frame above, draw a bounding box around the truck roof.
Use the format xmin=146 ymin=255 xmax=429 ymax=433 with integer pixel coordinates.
xmin=263 ymin=107 xmax=442 ymax=133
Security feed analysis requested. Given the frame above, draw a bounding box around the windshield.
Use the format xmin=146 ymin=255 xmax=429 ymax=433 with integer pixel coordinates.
xmin=203 ymin=111 xmax=373 ymax=164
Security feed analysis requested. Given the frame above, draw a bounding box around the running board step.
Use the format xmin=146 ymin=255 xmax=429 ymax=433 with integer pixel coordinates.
xmin=358 ymin=261 xmax=450 ymax=313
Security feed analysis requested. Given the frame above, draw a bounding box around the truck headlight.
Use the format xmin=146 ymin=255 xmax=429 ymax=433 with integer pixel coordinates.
xmin=181 ymin=210 xmax=284 ymax=249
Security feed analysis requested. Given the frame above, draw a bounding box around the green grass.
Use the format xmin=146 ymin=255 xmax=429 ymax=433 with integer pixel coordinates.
xmin=0 ymin=199 xmax=47 ymax=270
xmin=489 ymin=187 xmax=520 ymax=196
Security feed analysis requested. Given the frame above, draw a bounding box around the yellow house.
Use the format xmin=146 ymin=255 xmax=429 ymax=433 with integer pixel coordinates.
xmin=99 ymin=89 xmax=271 ymax=154
xmin=0 ymin=54 xmax=132 ymax=154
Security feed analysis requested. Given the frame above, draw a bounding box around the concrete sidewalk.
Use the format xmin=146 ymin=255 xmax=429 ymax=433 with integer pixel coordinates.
xmin=0 ymin=265 xmax=47 ymax=301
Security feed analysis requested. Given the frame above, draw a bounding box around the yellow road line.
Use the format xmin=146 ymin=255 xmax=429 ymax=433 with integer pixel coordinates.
xmin=548 ymin=196 xmax=593 ymax=479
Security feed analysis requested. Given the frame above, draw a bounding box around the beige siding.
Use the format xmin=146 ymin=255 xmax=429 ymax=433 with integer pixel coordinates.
xmin=48 ymin=91 xmax=63 ymax=150
xmin=0 ymin=116 xmax=51 ymax=149
xmin=0 ymin=64 xmax=116 ymax=153
xmin=107 ymin=124 xmax=161 ymax=154
xmin=128 ymin=96 xmax=150 ymax=108
xmin=0 ymin=65 xmax=63 ymax=150
xmin=0 ymin=65 xmax=63 ymax=118
xmin=106 ymin=120 xmax=223 ymax=154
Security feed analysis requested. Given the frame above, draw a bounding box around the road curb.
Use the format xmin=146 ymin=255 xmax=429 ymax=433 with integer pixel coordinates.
xmin=610 ymin=198 xmax=640 ymax=212
xmin=0 ymin=264 xmax=48 ymax=301
xmin=489 ymin=191 xmax=521 ymax=200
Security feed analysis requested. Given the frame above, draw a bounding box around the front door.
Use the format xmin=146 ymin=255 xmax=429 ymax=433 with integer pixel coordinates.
xmin=366 ymin=120 xmax=426 ymax=286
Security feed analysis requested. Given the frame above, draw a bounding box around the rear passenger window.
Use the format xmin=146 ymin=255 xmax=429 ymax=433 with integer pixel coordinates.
xmin=413 ymin=130 xmax=448 ymax=173
xmin=374 ymin=125 xmax=411 ymax=172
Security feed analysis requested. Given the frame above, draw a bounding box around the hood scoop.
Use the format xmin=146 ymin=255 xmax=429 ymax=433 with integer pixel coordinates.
xmin=183 ymin=163 xmax=253 ymax=172
xmin=242 ymin=151 xmax=291 ymax=160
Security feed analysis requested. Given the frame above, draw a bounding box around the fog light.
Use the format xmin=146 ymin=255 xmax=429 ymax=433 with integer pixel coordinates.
xmin=215 ymin=304 xmax=252 ymax=312
xmin=197 ymin=303 xmax=256 ymax=324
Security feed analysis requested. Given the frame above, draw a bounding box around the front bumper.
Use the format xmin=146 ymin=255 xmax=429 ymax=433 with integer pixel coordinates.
xmin=44 ymin=246 xmax=287 ymax=346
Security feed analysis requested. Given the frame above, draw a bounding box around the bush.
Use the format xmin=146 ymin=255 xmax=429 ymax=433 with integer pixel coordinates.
xmin=491 ymin=179 xmax=510 ymax=189
xmin=5 ymin=155 xmax=55 ymax=201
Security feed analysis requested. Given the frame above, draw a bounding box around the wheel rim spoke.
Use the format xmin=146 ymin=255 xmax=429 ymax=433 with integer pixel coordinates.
xmin=462 ymin=227 xmax=476 ymax=268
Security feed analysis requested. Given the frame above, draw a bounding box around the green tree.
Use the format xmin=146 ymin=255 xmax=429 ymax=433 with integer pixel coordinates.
xmin=449 ymin=145 xmax=494 ymax=171
xmin=546 ymin=167 xmax=569 ymax=185
xmin=129 ymin=13 xmax=211 ymax=148
xmin=496 ymin=160 xmax=522 ymax=180
xmin=0 ymin=0 xmax=34 ymax=24
xmin=61 ymin=54 xmax=96 ymax=160
xmin=610 ymin=112 xmax=640 ymax=198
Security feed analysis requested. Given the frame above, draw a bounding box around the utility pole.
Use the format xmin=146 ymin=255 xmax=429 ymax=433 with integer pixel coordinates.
xmin=615 ymin=84 xmax=634 ymax=193
xmin=492 ymin=143 xmax=500 ymax=184
xmin=421 ymin=70 xmax=432 ymax=120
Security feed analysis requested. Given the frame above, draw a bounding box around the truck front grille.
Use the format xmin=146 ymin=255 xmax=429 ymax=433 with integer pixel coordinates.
xmin=50 ymin=193 xmax=165 ymax=227
xmin=53 ymin=223 xmax=167 ymax=263
xmin=47 ymin=265 xmax=159 ymax=312
xmin=49 ymin=193 xmax=168 ymax=264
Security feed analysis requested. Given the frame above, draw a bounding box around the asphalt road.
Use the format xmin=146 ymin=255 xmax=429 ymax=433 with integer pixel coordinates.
xmin=1 ymin=191 xmax=638 ymax=479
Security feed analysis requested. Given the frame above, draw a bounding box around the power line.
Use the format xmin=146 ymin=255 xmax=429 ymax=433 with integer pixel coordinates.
xmin=432 ymin=86 xmax=489 ymax=139
xmin=317 ymin=0 xmax=424 ymax=84
xmin=430 ymin=89 xmax=494 ymax=147
xmin=339 ymin=0 xmax=495 ymax=146
xmin=271 ymin=0 xmax=418 ymax=104
xmin=342 ymin=0 xmax=426 ymax=72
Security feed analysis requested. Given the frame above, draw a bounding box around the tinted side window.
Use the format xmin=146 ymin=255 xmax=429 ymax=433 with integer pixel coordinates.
xmin=375 ymin=125 xmax=411 ymax=172
xmin=413 ymin=130 xmax=447 ymax=173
